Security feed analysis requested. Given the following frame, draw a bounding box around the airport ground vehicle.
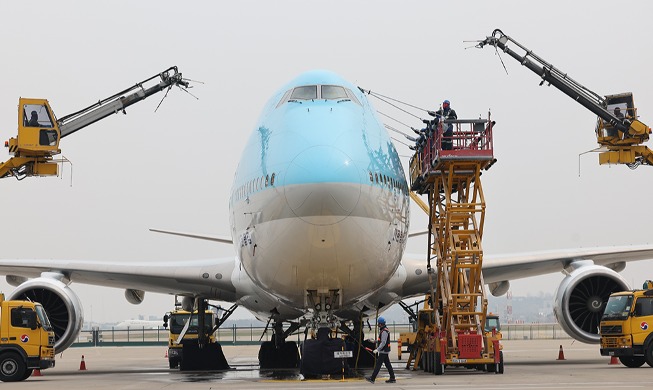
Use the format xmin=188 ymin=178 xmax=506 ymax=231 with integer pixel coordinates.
xmin=599 ymin=280 xmax=653 ymax=367
xmin=477 ymin=29 xmax=653 ymax=168
xmin=407 ymin=114 xmax=503 ymax=375
xmin=1 ymin=66 xmax=189 ymax=179
xmin=0 ymin=293 xmax=55 ymax=382
xmin=164 ymin=308 xmax=218 ymax=369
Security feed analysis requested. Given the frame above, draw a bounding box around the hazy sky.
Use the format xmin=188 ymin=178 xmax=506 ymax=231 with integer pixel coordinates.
xmin=1 ymin=1 xmax=652 ymax=323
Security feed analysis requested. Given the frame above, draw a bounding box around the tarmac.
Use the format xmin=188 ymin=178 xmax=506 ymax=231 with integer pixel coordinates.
xmin=16 ymin=339 xmax=652 ymax=389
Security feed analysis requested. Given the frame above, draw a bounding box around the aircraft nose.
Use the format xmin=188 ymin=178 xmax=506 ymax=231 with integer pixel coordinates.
xmin=283 ymin=145 xmax=362 ymax=225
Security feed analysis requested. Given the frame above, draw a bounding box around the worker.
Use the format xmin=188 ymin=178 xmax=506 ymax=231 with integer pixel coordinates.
xmin=614 ymin=106 xmax=625 ymax=120
xmin=366 ymin=317 xmax=396 ymax=384
xmin=428 ymin=100 xmax=458 ymax=150
xmin=27 ymin=110 xmax=40 ymax=127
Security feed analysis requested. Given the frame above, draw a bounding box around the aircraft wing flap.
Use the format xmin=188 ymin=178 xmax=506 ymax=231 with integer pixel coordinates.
xmin=481 ymin=245 xmax=653 ymax=283
xmin=0 ymin=257 xmax=239 ymax=302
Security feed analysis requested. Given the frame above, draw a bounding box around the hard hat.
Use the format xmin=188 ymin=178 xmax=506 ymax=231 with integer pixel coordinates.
xmin=443 ymin=100 xmax=450 ymax=105
xmin=377 ymin=317 xmax=386 ymax=324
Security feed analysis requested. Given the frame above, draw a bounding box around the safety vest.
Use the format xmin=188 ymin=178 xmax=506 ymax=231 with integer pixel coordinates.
xmin=377 ymin=327 xmax=391 ymax=352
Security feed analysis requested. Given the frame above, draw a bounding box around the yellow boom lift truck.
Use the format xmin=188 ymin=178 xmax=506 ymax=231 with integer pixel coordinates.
xmin=0 ymin=293 xmax=55 ymax=382
xmin=1 ymin=66 xmax=189 ymax=180
xmin=600 ymin=280 xmax=653 ymax=368
xmin=476 ymin=29 xmax=652 ymax=168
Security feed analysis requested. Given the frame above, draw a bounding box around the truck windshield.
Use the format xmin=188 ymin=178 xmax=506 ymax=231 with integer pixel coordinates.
xmin=602 ymin=295 xmax=633 ymax=320
xmin=169 ymin=313 xmax=213 ymax=334
xmin=35 ymin=305 xmax=53 ymax=331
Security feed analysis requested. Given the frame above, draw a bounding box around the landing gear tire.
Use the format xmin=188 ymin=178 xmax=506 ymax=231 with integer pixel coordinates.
xmin=619 ymin=356 xmax=646 ymax=368
xmin=169 ymin=358 xmax=179 ymax=369
xmin=0 ymin=353 xmax=26 ymax=382
xmin=259 ymin=341 xmax=299 ymax=369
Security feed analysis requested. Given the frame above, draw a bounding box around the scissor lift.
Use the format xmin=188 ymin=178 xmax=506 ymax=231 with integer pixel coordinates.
xmin=407 ymin=114 xmax=503 ymax=375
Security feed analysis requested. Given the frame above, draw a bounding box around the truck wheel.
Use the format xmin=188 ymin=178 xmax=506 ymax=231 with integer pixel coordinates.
xmin=645 ymin=343 xmax=653 ymax=367
xmin=434 ymin=352 xmax=444 ymax=375
xmin=21 ymin=369 xmax=34 ymax=380
xmin=619 ymin=356 xmax=645 ymax=368
xmin=0 ymin=352 xmax=27 ymax=382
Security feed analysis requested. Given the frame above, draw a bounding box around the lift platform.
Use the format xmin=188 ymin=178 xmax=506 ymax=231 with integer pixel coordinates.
xmin=407 ymin=115 xmax=503 ymax=375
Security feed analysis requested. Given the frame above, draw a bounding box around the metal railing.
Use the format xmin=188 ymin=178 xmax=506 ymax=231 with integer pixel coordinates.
xmin=73 ymin=322 xmax=571 ymax=347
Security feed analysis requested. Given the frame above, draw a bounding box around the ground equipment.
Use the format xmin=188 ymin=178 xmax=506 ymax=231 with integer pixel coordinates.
xmin=599 ymin=280 xmax=653 ymax=368
xmin=477 ymin=29 xmax=653 ymax=168
xmin=163 ymin=299 xmax=237 ymax=371
xmin=407 ymin=114 xmax=503 ymax=375
xmin=0 ymin=293 xmax=55 ymax=382
xmin=1 ymin=66 xmax=189 ymax=180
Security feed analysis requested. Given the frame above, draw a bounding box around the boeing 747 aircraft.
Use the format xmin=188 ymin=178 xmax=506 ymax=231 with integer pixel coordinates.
xmin=1 ymin=70 xmax=653 ymax=372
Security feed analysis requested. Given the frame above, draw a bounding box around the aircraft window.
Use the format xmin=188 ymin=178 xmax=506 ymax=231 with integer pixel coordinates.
xmin=345 ymin=89 xmax=362 ymax=106
xmin=321 ymin=85 xmax=348 ymax=100
xmin=276 ymin=89 xmax=293 ymax=108
xmin=290 ymin=86 xmax=317 ymax=100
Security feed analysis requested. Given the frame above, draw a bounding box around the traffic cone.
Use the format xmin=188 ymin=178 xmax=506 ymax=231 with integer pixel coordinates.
xmin=32 ymin=369 xmax=42 ymax=377
xmin=609 ymin=355 xmax=619 ymax=365
xmin=165 ymin=350 xmax=168 ymax=358
xmin=556 ymin=345 xmax=566 ymax=360
xmin=79 ymin=355 xmax=87 ymax=371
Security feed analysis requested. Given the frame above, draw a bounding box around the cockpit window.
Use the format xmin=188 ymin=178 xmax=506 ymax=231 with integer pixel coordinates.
xmin=276 ymin=89 xmax=292 ymax=108
xmin=321 ymin=85 xmax=348 ymax=100
xmin=345 ymin=89 xmax=362 ymax=106
xmin=276 ymin=85 xmax=362 ymax=107
xmin=290 ymin=86 xmax=318 ymax=100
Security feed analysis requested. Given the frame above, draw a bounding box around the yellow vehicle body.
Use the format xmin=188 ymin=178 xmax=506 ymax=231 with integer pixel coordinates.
xmin=1 ymin=98 xmax=61 ymax=178
xmin=166 ymin=309 xmax=215 ymax=369
xmin=0 ymin=293 xmax=55 ymax=382
xmin=599 ymin=281 xmax=653 ymax=367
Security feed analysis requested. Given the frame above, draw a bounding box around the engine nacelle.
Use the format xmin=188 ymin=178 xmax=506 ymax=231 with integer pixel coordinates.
xmin=9 ymin=276 xmax=84 ymax=353
xmin=553 ymin=263 xmax=629 ymax=344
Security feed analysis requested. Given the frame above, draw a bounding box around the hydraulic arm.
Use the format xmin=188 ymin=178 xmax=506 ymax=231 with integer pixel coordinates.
xmin=1 ymin=66 xmax=189 ymax=180
xmin=477 ymin=29 xmax=653 ymax=168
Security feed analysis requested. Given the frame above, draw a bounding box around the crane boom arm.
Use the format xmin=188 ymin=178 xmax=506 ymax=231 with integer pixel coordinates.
xmin=58 ymin=66 xmax=188 ymax=138
xmin=1 ymin=66 xmax=190 ymax=180
xmin=477 ymin=29 xmax=628 ymax=132
xmin=477 ymin=29 xmax=653 ymax=168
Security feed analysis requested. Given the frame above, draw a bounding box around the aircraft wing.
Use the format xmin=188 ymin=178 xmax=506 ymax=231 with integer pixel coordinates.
xmin=481 ymin=244 xmax=653 ymax=284
xmin=0 ymin=257 xmax=239 ymax=302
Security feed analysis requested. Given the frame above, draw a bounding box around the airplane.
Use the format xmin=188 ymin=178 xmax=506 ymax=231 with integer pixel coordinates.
xmin=114 ymin=319 xmax=163 ymax=329
xmin=1 ymin=70 xmax=653 ymax=372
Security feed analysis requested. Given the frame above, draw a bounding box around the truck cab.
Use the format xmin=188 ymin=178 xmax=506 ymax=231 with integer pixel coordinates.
xmin=600 ymin=281 xmax=653 ymax=368
xmin=0 ymin=293 xmax=55 ymax=382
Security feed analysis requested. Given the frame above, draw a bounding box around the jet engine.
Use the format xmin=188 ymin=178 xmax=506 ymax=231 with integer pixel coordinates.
xmin=553 ymin=263 xmax=629 ymax=344
xmin=8 ymin=275 xmax=84 ymax=352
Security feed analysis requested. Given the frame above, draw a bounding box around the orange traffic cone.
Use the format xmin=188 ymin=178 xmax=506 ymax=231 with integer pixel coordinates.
xmin=79 ymin=355 xmax=87 ymax=371
xmin=556 ymin=345 xmax=566 ymax=360
xmin=32 ymin=369 xmax=42 ymax=377
xmin=165 ymin=350 xmax=168 ymax=358
xmin=609 ymin=355 xmax=619 ymax=365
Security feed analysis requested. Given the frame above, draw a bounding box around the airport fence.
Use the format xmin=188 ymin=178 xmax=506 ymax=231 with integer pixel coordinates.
xmin=73 ymin=322 xmax=571 ymax=347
